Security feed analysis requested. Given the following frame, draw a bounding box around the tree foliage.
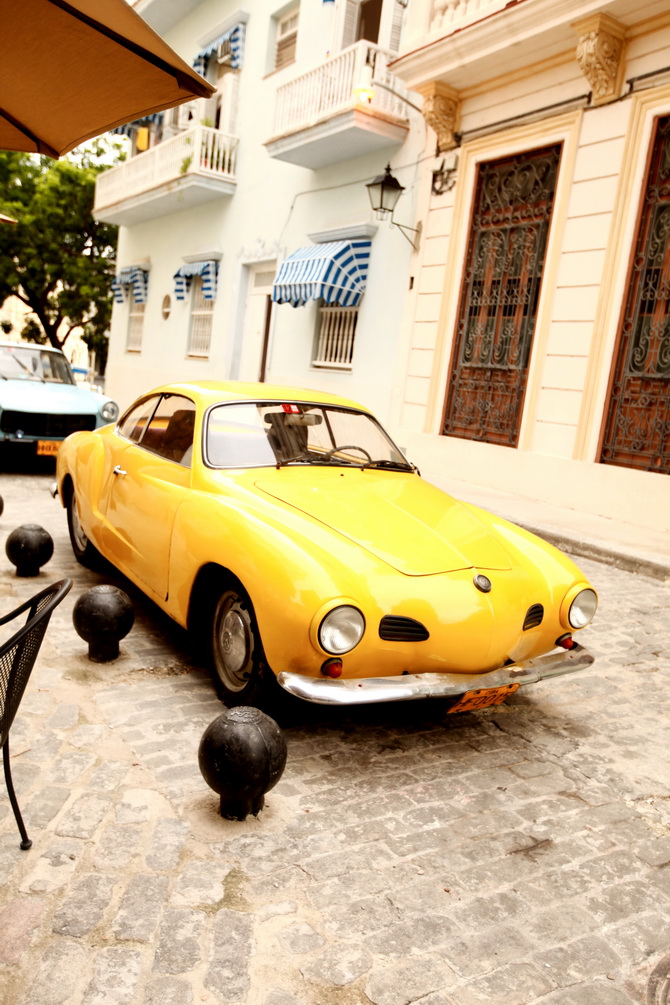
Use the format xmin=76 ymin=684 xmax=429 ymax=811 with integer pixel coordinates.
xmin=0 ymin=144 xmax=120 ymax=367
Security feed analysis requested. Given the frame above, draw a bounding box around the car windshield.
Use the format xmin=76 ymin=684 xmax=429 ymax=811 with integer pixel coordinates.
xmin=206 ymin=401 xmax=413 ymax=470
xmin=0 ymin=344 xmax=75 ymax=384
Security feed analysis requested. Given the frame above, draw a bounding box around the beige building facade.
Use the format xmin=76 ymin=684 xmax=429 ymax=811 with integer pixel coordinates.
xmin=391 ymin=0 xmax=670 ymax=532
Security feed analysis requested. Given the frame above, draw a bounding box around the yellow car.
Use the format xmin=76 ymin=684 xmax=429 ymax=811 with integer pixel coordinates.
xmin=56 ymin=381 xmax=597 ymax=710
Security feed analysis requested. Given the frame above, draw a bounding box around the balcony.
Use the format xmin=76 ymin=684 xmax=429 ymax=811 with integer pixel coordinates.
xmin=264 ymin=41 xmax=411 ymax=170
xmin=393 ymin=0 xmax=660 ymax=92
xmin=94 ymin=125 xmax=238 ymax=226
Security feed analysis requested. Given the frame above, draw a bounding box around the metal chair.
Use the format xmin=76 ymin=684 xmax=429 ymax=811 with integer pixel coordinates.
xmin=1 ymin=578 xmax=72 ymax=849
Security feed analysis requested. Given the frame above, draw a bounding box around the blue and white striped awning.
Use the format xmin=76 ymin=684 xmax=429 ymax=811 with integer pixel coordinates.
xmin=193 ymin=23 xmax=245 ymax=73
xmin=111 ymin=267 xmax=149 ymax=304
xmin=173 ymin=261 xmax=219 ymax=301
xmin=111 ymin=113 xmax=163 ymax=138
xmin=271 ymin=240 xmax=371 ymax=308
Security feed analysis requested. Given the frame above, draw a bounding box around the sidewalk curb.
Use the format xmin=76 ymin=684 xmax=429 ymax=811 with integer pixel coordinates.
xmin=519 ymin=521 xmax=670 ymax=582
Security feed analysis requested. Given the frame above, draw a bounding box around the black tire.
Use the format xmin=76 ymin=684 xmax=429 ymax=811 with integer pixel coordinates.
xmin=66 ymin=487 xmax=101 ymax=568
xmin=209 ymin=585 xmax=272 ymax=707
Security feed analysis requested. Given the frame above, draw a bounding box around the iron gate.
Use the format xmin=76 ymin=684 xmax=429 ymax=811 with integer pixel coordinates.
xmin=442 ymin=144 xmax=561 ymax=446
xmin=600 ymin=114 xmax=670 ymax=474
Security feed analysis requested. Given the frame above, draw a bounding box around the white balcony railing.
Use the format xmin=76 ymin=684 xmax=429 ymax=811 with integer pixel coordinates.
xmin=95 ymin=125 xmax=238 ymax=210
xmin=272 ymin=41 xmax=409 ymax=138
xmin=429 ymin=0 xmax=512 ymax=35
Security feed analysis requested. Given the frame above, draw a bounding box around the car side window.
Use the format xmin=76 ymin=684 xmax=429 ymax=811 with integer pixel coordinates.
xmin=141 ymin=395 xmax=197 ymax=466
xmin=118 ymin=397 xmax=160 ymax=444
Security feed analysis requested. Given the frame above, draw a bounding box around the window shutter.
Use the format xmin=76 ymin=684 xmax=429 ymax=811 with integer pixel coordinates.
xmin=340 ymin=0 xmax=360 ymax=49
xmin=378 ymin=0 xmax=404 ymax=53
xmin=387 ymin=0 xmax=404 ymax=52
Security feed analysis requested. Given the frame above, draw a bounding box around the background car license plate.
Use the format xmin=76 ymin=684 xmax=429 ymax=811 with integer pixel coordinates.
xmin=37 ymin=440 xmax=60 ymax=456
xmin=448 ymin=683 xmax=519 ymax=713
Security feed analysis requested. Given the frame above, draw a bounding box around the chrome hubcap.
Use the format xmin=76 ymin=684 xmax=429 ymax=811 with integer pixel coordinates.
xmin=215 ymin=601 xmax=251 ymax=691
xmin=71 ymin=501 xmax=88 ymax=552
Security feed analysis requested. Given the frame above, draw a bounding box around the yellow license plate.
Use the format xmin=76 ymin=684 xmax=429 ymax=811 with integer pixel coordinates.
xmin=448 ymin=683 xmax=519 ymax=713
xmin=37 ymin=440 xmax=60 ymax=456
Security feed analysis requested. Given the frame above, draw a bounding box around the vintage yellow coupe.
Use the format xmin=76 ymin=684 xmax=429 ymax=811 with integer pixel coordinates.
xmin=56 ymin=381 xmax=597 ymax=709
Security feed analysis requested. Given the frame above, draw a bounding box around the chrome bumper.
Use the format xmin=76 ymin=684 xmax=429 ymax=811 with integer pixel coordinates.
xmin=276 ymin=643 xmax=594 ymax=705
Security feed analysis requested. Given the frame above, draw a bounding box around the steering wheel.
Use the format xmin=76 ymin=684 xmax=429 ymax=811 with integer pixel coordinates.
xmin=323 ymin=445 xmax=373 ymax=463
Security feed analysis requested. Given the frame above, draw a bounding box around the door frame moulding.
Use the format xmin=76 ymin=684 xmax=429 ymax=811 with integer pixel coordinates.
xmin=423 ymin=109 xmax=583 ymax=454
xmin=574 ymin=83 xmax=670 ymax=462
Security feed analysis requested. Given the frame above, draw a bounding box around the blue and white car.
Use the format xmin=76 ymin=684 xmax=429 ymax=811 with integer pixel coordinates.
xmin=0 ymin=342 xmax=119 ymax=457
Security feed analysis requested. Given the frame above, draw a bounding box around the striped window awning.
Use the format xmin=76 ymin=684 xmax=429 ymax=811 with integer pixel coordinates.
xmin=173 ymin=261 xmax=219 ymax=301
xmin=271 ymin=240 xmax=371 ymax=309
xmin=111 ymin=267 xmax=149 ymax=304
xmin=193 ymin=23 xmax=246 ymax=74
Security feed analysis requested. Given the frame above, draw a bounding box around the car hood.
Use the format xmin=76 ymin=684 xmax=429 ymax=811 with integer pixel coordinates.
xmin=0 ymin=379 xmax=108 ymax=414
xmin=254 ymin=471 xmax=513 ymax=575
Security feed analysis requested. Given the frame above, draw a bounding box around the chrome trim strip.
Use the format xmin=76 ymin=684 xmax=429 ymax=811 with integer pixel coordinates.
xmin=276 ymin=644 xmax=594 ymax=705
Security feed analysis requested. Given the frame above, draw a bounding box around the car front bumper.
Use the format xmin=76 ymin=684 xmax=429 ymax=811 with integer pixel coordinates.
xmin=276 ymin=643 xmax=594 ymax=705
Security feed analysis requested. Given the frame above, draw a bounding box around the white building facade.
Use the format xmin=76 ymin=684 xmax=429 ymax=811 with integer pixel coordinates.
xmin=96 ymin=0 xmax=670 ymax=533
xmin=390 ymin=0 xmax=670 ymax=531
xmin=96 ymin=0 xmax=426 ymax=424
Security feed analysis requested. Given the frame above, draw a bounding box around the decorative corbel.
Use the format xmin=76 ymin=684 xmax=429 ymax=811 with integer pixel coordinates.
xmin=416 ymin=81 xmax=460 ymax=152
xmin=573 ymin=13 xmax=626 ymax=105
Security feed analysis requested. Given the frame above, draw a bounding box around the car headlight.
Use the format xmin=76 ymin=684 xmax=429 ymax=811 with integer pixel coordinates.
xmin=101 ymin=400 xmax=119 ymax=422
xmin=568 ymin=588 xmax=598 ymax=629
xmin=318 ymin=606 xmax=365 ymax=654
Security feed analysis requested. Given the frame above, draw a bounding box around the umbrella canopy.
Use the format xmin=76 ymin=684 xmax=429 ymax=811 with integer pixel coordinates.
xmin=0 ymin=0 xmax=215 ymax=159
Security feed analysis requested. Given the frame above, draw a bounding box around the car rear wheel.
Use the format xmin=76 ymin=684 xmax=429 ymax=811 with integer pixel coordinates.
xmin=66 ymin=488 xmax=100 ymax=568
xmin=210 ymin=586 xmax=270 ymax=707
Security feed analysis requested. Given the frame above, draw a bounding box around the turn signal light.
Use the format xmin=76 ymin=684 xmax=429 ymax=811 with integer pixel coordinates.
xmin=321 ymin=658 xmax=343 ymax=678
xmin=556 ymin=634 xmax=576 ymax=650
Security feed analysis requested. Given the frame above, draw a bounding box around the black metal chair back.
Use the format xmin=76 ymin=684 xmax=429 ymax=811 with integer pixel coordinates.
xmin=0 ymin=578 xmax=72 ymax=849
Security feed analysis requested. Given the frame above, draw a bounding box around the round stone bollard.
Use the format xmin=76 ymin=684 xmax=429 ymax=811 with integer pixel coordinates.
xmin=72 ymin=584 xmax=135 ymax=662
xmin=198 ymin=707 xmax=288 ymax=821
xmin=5 ymin=523 xmax=54 ymax=577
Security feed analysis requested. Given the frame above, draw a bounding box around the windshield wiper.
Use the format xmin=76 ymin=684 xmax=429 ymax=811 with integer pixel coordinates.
xmin=11 ymin=355 xmax=45 ymax=382
xmin=361 ymin=459 xmax=416 ymax=472
xmin=275 ymin=453 xmax=313 ymax=468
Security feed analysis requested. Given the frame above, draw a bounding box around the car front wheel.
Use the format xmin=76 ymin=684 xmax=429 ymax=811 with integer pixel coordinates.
xmin=66 ymin=488 xmax=100 ymax=568
xmin=210 ymin=587 xmax=271 ymax=707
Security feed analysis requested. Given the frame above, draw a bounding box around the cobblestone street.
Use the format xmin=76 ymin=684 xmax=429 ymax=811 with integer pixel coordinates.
xmin=0 ymin=472 xmax=668 ymax=1005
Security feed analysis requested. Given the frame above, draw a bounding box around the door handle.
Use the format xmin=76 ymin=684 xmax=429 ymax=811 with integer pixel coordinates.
xmin=112 ymin=465 xmax=127 ymax=477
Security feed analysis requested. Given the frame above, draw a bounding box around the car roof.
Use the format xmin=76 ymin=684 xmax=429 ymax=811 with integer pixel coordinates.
xmin=0 ymin=340 xmax=63 ymax=354
xmin=143 ymin=380 xmax=372 ymax=413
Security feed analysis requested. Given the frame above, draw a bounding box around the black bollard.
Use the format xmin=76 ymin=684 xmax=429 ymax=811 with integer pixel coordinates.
xmin=72 ymin=584 xmax=135 ymax=662
xmin=0 ymin=494 xmax=4 ymax=517
xmin=198 ymin=707 xmax=287 ymax=821
xmin=5 ymin=523 xmax=53 ymax=577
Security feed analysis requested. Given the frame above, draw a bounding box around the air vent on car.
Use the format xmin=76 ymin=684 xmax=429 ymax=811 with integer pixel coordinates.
xmin=523 ymin=604 xmax=544 ymax=630
xmin=379 ymin=616 xmax=430 ymax=642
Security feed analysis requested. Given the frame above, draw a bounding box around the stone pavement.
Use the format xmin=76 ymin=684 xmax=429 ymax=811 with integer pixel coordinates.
xmin=0 ymin=472 xmax=669 ymax=1005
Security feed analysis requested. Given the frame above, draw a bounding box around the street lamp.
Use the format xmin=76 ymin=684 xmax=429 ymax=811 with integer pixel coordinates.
xmin=366 ymin=165 xmax=421 ymax=250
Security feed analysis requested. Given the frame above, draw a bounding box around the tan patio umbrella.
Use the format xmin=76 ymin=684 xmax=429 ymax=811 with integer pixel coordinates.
xmin=0 ymin=0 xmax=215 ymax=159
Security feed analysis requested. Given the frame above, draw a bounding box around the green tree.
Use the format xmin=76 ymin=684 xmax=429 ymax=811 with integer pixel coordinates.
xmin=0 ymin=144 xmax=120 ymax=370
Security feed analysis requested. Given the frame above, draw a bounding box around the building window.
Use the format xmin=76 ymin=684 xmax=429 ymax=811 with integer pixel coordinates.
xmin=600 ymin=114 xmax=670 ymax=474
xmin=127 ymin=290 xmax=145 ymax=352
xmin=188 ymin=275 xmax=214 ymax=357
xmin=339 ymin=0 xmax=403 ymax=53
xmin=313 ymin=304 xmax=358 ymax=369
xmin=275 ymin=8 xmax=299 ymax=70
xmin=442 ymin=144 xmax=561 ymax=447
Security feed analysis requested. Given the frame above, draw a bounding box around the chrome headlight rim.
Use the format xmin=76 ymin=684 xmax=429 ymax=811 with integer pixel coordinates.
xmin=101 ymin=400 xmax=119 ymax=423
xmin=568 ymin=588 xmax=598 ymax=629
xmin=561 ymin=585 xmax=598 ymax=630
xmin=318 ymin=605 xmax=366 ymax=655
